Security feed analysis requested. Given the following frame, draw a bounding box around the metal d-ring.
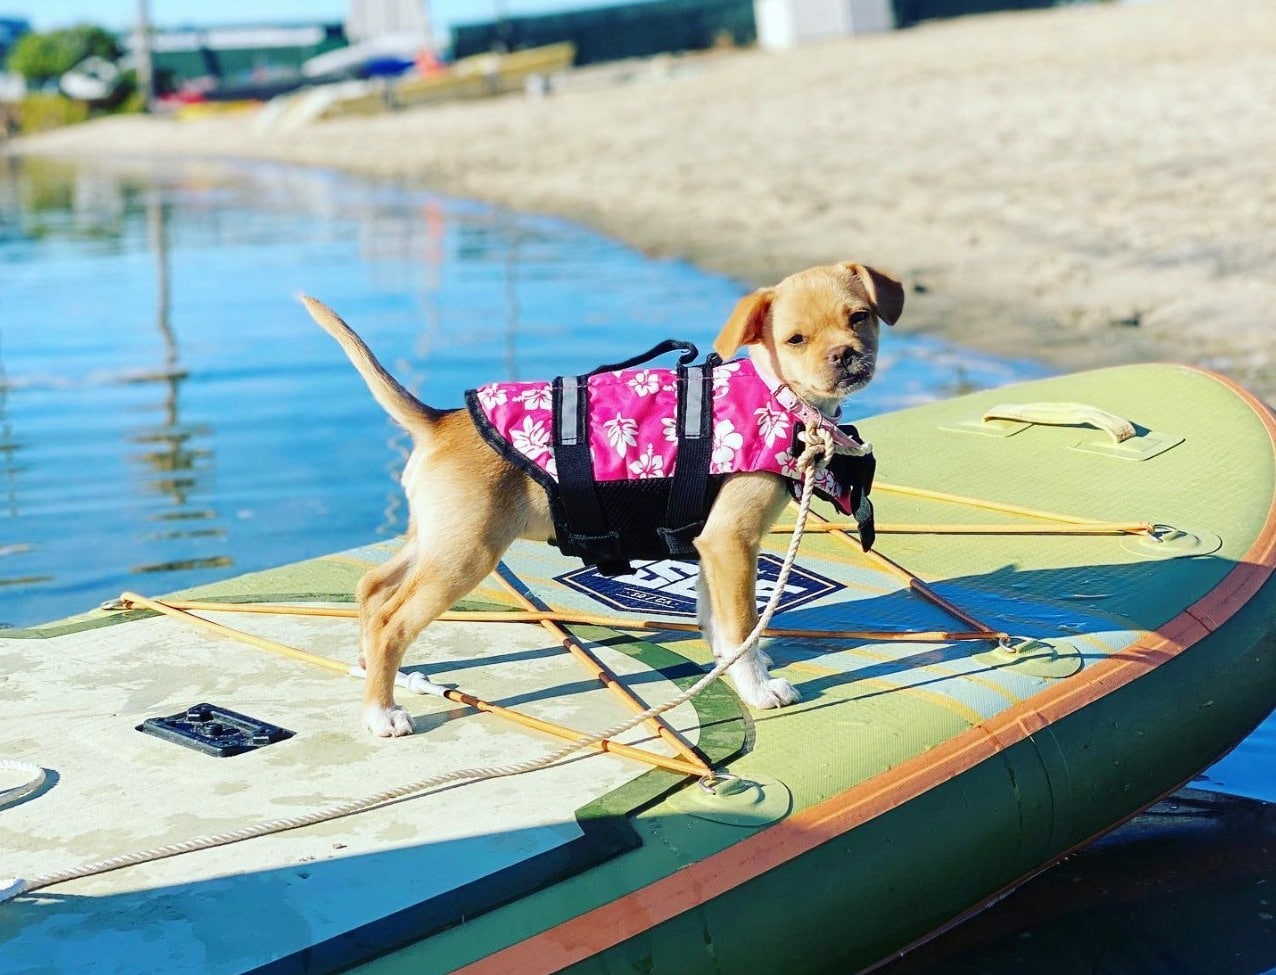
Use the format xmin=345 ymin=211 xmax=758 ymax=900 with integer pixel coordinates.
xmin=1121 ymin=522 xmax=1221 ymax=560
xmin=698 ymin=771 xmax=740 ymax=796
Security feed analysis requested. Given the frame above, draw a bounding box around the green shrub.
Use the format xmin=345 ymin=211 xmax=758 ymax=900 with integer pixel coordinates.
xmin=5 ymin=25 xmax=121 ymax=88
xmin=114 ymin=87 xmax=147 ymax=115
xmin=16 ymin=93 xmax=91 ymax=133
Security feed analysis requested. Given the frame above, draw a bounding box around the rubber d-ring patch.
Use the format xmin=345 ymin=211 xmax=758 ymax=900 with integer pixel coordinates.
xmin=973 ymin=638 xmax=1085 ymax=679
xmin=1121 ymin=525 xmax=1222 ymax=560
xmin=666 ymin=773 xmax=792 ymax=827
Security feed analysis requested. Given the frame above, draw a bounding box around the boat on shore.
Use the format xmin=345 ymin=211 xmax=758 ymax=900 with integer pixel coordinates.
xmin=160 ymin=43 xmax=575 ymax=125
xmin=237 ymin=42 xmax=575 ymax=130
xmin=314 ymin=42 xmax=576 ymax=119
xmin=58 ymin=56 xmax=125 ymax=103
xmin=1 ymin=361 xmax=1273 ymax=974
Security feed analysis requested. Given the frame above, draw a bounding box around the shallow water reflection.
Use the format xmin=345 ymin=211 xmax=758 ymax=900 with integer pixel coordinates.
xmin=0 ymin=156 xmax=1047 ymax=629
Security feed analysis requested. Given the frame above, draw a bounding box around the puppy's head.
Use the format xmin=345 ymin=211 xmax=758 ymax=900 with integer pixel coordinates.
xmin=713 ymin=262 xmax=904 ymax=412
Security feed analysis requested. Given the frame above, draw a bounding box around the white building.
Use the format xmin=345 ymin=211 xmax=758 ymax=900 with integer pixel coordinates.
xmin=346 ymin=0 xmax=432 ymax=46
xmin=754 ymin=0 xmax=894 ymax=50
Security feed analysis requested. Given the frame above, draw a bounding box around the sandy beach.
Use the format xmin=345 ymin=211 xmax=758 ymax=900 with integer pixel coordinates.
xmin=9 ymin=0 xmax=1274 ymax=402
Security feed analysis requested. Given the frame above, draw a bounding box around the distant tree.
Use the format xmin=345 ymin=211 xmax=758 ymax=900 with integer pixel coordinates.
xmin=5 ymin=25 xmax=121 ymax=88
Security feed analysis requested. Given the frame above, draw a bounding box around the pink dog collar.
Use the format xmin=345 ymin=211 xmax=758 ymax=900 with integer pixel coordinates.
xmin=767 ymin=382 xmax=873 ymax=458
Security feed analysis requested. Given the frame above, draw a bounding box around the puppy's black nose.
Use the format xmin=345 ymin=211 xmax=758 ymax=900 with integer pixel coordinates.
xmin=826 ymin=345 xmax=856 ymax=367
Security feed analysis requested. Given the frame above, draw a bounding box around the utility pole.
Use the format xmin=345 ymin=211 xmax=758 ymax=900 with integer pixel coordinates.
xmin=134 ymin=0 xmax=154 ymax=110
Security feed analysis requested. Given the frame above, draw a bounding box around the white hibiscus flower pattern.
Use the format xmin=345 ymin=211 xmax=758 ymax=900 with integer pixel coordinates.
xmin=603 ymin=413 xmax=638 ymax=455
xmin=476 ymin=384 xmax=507 ymax=410
xmin=711 ymin=418 xmax=744 ymax=471
xmin=754 ymin=404 xmax=790 ymax=446
xmin=516 ymin=383 xmax=552 ymax=411
xmin=627 ymin=370 xmax=660 ymax=397
xmin=628 ymin=443 xmax=664 ymax=478
xmin=814 ymin=468 xmax=839 ymax=496
xmin=661 ymin=415 xmax=679 ymax=444
xmin=510 ymin=415 xmax=551 ymax=461
xmin=775 ymin=450 xmax=800 ymax=479
xmin=711 ymin=361 xmax=741 ymax=396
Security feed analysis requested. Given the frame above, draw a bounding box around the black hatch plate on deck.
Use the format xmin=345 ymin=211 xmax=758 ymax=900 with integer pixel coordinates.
xmin=138 ymin=703 xmax=294 ymax=757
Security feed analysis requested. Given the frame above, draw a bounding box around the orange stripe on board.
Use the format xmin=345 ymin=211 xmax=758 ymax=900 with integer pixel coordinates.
xmin=454 ymin=369 xmax=1276 ymax=975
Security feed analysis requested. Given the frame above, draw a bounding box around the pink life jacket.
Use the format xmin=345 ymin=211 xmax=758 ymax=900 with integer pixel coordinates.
xmin=466 ymin=344 xmax=874 ymax=574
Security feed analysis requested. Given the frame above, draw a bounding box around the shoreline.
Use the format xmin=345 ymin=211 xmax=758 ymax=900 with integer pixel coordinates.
xmin=8 ymin=0 xmax=1273 ymax=403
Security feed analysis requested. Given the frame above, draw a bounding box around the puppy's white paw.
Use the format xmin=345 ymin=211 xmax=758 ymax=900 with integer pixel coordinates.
xmin=727 ymin=661 xmax=801 ymax=710
xmin=365 ymin=704 xmax=415 ymax=737
xmin=745 ymin=676 xmax=801 ymax=710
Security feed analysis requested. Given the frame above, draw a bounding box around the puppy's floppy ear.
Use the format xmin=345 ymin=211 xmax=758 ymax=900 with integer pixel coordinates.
xmin=842 ymin=262 xmax=905 ymax=326
xmin=714 ymin=289 xmax=774 ymax=359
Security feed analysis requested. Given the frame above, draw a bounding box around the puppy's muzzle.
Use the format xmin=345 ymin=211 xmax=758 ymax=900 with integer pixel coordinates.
xmin=827 ymin=345 xmax=877 ymax=392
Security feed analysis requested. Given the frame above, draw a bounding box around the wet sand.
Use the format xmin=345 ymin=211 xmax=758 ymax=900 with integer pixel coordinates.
xmin=9 ymin=0 xmax=1274 ymax=402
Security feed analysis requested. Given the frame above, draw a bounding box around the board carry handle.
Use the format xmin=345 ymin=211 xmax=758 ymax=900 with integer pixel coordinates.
xmin=981 ymin=402 xmax=1137 ymax=443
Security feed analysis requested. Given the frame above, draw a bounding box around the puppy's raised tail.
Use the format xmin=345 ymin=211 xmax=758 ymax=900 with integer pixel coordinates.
xmin=301 ymin=296 xmax=440 ymax=438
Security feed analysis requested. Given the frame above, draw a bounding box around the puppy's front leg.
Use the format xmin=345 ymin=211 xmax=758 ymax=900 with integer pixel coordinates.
xmin=695 ymin=475 xmax=799 ymax=710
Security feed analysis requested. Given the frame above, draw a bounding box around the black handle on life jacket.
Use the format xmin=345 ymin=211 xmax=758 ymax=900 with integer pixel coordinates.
xmin=586 ymin=339 xmax=700 ymax=376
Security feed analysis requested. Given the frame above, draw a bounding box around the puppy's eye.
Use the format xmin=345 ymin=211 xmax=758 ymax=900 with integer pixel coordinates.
xmin=785 ymin=334 xmax=806 ymax=346
xmin=849 ymin=310 xmax=872 ymax=327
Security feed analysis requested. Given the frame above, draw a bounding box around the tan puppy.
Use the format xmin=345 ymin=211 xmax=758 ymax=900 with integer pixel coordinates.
xmin=303 ymin=262 xmax=904 ymax=736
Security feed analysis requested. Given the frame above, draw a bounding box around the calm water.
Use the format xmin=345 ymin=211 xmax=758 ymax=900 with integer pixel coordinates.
xmin=0 ymin=156 xmax=1040 ymax=630
xmin=1 ymin=156 xmax=1270 ymax=802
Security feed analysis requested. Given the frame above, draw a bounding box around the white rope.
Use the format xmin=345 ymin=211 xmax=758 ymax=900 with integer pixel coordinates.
xmin=0 ymin=759 xmax=48 ymax=903
xmin=0 ymin=759 xmax=46 ymax=808
xmin=1 ymin=435 xmax=835 ymax=904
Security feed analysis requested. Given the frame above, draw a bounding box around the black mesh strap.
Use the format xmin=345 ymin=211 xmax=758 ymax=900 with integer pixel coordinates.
xmin=551 ymin=374 xmax=625 ymax=572
xmin=658 ymin=355 xmax=720 ymax=557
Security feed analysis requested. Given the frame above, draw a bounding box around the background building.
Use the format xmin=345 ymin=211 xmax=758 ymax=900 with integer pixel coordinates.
xmin=138 ymin=22 xmax=345 ymax=98
xmin=346 ymin=0 xmax=432 ymax=46
xmin=452 ymin=0 xmax=755 ymax=65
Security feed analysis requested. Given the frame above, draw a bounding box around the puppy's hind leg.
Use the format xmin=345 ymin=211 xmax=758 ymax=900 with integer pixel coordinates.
xmin=359 ymin=526 xmax=509 ymax=737
xmin=355 ymin=530 xmax=415 ymax=669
